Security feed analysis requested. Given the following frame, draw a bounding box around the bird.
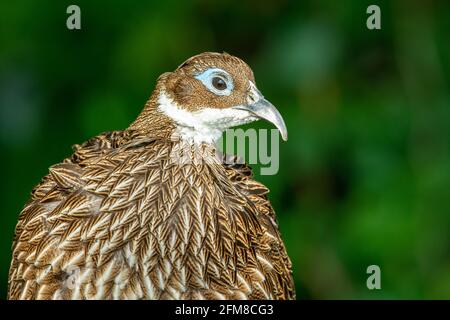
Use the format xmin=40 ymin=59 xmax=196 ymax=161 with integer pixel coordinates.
xmin=7 ymin=52 xmax=295 ymax=300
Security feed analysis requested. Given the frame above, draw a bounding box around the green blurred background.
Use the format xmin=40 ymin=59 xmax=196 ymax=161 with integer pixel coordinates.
xmin=1 ymin=0 xmax=449 ymax=299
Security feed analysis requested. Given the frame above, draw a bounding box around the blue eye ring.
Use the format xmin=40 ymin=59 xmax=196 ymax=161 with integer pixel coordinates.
xmin=195 ymin=68 xmax=234 ymax=96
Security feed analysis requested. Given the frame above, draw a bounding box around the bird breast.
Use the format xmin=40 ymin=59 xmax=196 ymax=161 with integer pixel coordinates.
xmin=9 ymin=136 xmax=294 ymax=299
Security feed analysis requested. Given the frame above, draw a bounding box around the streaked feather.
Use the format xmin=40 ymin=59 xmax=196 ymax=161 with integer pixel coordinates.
xmin=8 ymin=130 xmax=294 ymax=299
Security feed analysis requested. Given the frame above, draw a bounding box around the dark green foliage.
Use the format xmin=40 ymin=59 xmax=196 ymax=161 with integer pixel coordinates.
xmin=0 ymin=0 xmax=449 ymax=299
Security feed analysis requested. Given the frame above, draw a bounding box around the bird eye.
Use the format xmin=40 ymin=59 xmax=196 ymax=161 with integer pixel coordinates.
xmin=195 ymin=68 xmax=233 ymax=96
xmin=212 ymin=77 xmax=227 ymax=90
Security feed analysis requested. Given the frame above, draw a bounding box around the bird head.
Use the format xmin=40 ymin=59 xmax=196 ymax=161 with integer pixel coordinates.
xmin=131 ymin=52 xmax=287 ymax=144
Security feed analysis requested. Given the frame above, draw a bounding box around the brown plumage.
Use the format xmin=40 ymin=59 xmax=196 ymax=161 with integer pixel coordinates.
xmin=8 ymin=52 xmax=295 ymax=300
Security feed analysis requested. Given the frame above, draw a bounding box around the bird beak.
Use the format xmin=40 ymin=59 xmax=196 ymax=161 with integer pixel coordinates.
xmin=233 ymin=97 xmax=288 ymax=141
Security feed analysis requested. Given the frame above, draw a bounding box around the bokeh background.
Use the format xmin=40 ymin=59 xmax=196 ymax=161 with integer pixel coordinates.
xmin=1 ymin=0 xmax=449 ymax=299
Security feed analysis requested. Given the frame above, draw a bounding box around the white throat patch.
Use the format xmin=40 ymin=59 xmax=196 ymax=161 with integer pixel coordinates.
xmin=157 ymin=91 xmax=257 ymax=144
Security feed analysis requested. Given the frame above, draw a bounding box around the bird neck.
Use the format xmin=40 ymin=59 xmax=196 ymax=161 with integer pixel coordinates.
xmin=128 ymin=89 xmax=177 ymax=140
xmin=129 ymin=88 xmax=224 ymax=146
